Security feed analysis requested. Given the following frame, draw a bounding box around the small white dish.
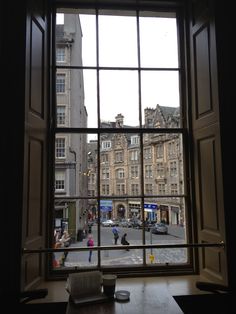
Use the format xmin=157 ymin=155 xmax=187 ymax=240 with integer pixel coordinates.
xmin=115 ymin=290 xmax=130 ymax=301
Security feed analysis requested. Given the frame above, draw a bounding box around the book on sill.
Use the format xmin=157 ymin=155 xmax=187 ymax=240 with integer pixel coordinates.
xmin=66 ymin=271 xmax=112 ymax=306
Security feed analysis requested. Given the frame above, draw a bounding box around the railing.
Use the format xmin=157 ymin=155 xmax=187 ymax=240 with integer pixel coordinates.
xmin=22 ymin=241 xmax=225 ymax=254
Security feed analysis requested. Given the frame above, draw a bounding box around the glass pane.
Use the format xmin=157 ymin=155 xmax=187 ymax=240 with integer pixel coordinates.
xmin=99 ymin=14 xmax=138 ymax=67
xmin=141 ymin=71 xmax=180 ymax=127
xmin=56 ymin=69 xmax=97 ymax=128
xmin=54 ymin=133 xmax=97 ymax=199
xmin=100 ymin=71 xmax=139 ymax=127
xmin=143 ymin=133 xmax=184 ymax=195
xmin=139 ymin=14 xmax=178 ymax=68
xmin=56 ymin=12 xmax=96 ymax=67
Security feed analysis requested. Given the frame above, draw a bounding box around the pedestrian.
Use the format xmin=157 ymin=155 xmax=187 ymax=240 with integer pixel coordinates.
xmin=112 ymin=226 xmax=120 ymax=245
xmin=59 ymin=230 xmax=71 ymax=264
xmin=121 ymin=233 xmax=130 ymax=251
xmin=87 ymin=234 xmax=94 ymax=262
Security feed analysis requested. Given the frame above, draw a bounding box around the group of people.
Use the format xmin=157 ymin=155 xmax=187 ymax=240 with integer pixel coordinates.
xmin=53 ymin=226 xmax=130 ymax=267
xmin=112 ymin=226 xmax=130 ymax=249
xmin=53 ymin=229 xmax=72 ymax=266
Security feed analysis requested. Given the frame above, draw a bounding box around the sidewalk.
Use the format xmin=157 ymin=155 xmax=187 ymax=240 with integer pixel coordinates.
xmin=167 ymin=225 xmax=185 ymax=239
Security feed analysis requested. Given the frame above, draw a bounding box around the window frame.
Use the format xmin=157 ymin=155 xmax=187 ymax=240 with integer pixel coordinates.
xmin=51 ymin=1 xmax=194 ymax=277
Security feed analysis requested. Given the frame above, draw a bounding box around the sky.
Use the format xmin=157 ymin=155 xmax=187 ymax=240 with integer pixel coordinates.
xmin=56 ymin=13 xmax=179 ymax=129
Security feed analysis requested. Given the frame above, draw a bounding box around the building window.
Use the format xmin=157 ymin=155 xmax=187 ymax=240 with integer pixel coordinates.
xmin=101 ymin=154 xmax=109 ymax=164
xmin=157 ymin=162 xmax=164 ymax=177
xmin=116 ymin=168 xmax=125 ymax=179
xmin=116 ymin=183 xmax=125 ymax=195
xmin=55 ymin=137 xmax=66 ymax=158
xmin=101 ymin=141 xmax=111 ymax=150
xmin=130 ymin=135 xmax=140 ymax=145
xmin=158 ymin=183 xmax=166 ymax=195
xmin=101 ymin=167 xmax=109 ymax=179
xmin=57 ymin=106 xmax=66 ymax=126
xmin=156 ymin=144 xmax=164 ymax=158
xmin=170 ymin=161 xmax=177 ymax=176
xmin=55 ymin=171 xmax=65 ymax=191
xmin=131 ymin=184 xmax=139 ymax=196
xmin=56 ymin=47 xmax=65 ymax=62
xmin=102 ymin=184 xmax=110 ymax=195
xmin=145 ymin=165 xmax=152 ymax=178
xmin=130 ymin=150 xmax=139 ymax=161
xmin=130 ymin=165 xmax=139 ymax=178
xmin=56 ymin=73 xmax=65 ymax=93
xmin=115 ymin=151 xmax=123 ymax=162
xmin=145 ymin=184 xmax=153 ymax=195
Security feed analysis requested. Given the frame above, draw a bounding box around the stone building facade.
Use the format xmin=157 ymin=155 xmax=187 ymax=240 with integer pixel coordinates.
xmin=87 ymin=104 xmax=185 ymax=226
xmin=55 ymin=15 xmax=88 ymax=238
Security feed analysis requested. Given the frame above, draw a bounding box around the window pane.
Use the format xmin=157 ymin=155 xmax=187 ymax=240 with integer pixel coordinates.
xmin=100 ymin=71 xmax=139 ymax=127
xmin=99 ymin=14 xmax=138 ymax=67
xmin=141 ymin=71 xmax=180 ymax=127
xmin=139 ymin=14 xmax=179 ymax=68
xmin=56 ymin=69 xmax=97 ymax=128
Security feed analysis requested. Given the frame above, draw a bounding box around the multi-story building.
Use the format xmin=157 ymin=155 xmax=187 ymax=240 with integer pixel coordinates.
xmin=87 ymin=104 xmax=185 ymax=226
xmin=55 ymin=14 xmax=88 ymax=238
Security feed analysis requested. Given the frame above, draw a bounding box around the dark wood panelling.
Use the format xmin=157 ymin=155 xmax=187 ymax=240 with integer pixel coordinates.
xmin=190 ymin=3 xmax=219 ymax=130
xmin=193 ymin=125 xmax=226 ymax=283
xmin=25 ymin=254 xmax=42 ymax=287
xmin=198 ymin=135 xmax=218 ymax=231
xmin=194 ymin=24 xmax=212 ymax=119
xmin=30 ymin=19 xmax=44 ymax=117
xmin=202 ymin=247 xmax=222 ymax=280
xmin=189 ymin=0 xmax=227 ymax=285
xmin=22 ymin=0 xmax=48 ymax=291
xmin=27 ymin=139 xmax=43 ymax=237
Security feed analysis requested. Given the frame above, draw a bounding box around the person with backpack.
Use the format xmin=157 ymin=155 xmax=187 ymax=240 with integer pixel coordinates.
xmin=112 ymin=226 xmax=120 ymax=245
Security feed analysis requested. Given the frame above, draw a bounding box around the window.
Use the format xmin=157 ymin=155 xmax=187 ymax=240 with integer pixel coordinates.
xmin=157 ymin=162 xmax=164 ymax=177
xmin=130 ymin=150 xmax=139 ymax=161
xmin=101 ymin=167 xmax=109 ymax=179
xmin=145 ymin=184 xmax=153 ymax=195
xmin=57 ymin=106 xmax=66 ymax=126
xmin=102 ymin=184 xmax=110 ymax=195
xmin=56 ymin=47 xmax=65 ymax=62
xmin=55 ymin=171 xmax=65 ymax=192
xmin=131 ymin=135 xmax=140 ymax=145
xmin=56 ymin=73 xmax=65 ymax=93
xmin=145 ymin=165 xmax=152 ymax=178
xmin=116 ymin=183 xmax=125 ymax=195
xmin=53 ymin=3 xmax=189 ymax=276
xmin=115 ymin=151 xmax=123 ymax=162
xmin=130 ymin=165 xmax=139 ymax=178
xmin=156 ymin=144 xmax=164 ymax=158
xmin=55 ymin=137 xmax=66 ymax=158
xmin=101 ymin=141 xmax=111 ymax=150
xmin=131 ymin=184 xmax=139 ymax=196
xmin=116 ymin=168 xmax=125 ymax=179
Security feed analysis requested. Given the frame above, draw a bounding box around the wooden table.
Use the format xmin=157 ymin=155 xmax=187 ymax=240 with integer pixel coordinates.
xmin=66 ymin=285 xmax=184 ymax=314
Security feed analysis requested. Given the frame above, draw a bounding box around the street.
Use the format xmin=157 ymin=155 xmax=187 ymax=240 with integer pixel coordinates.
xmin=55 ymin=225 xmax=187 ymax=268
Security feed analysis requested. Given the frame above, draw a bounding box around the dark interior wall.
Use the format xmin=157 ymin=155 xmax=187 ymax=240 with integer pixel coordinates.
xmin=1 ymin=1 xmax=27 ymax=302
xmin=214 ymin=3 xmax=235 ymax=292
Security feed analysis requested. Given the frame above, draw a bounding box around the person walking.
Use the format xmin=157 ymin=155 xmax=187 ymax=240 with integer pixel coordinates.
xmin=87 ymin=234 xmax=94 ymax=262
xmin=112 ymin=226 xmax=120 ymax=245
xmin=121 ymin=233 xmax=130 ymax=251
xmin=59 ymin=230 xmax=71 ymax=265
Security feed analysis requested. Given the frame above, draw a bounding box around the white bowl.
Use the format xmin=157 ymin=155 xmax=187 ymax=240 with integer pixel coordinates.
xmin=115 ymin=290 xmax=130 ymax=301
